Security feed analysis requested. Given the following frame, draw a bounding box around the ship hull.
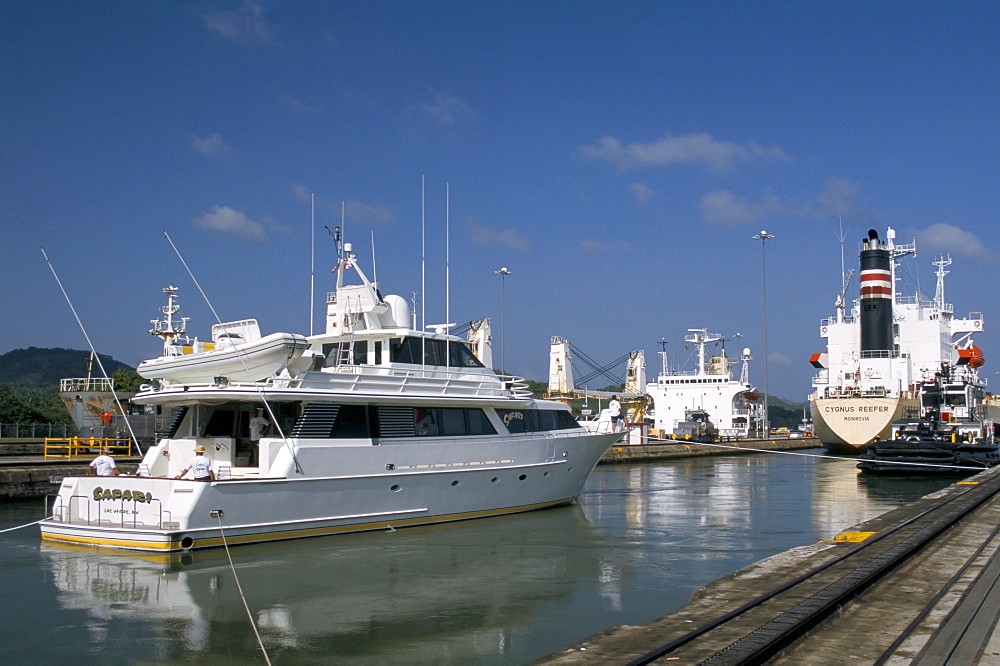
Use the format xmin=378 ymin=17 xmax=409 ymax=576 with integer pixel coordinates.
xmin=809 ymin=395 xmax=918 ymax=455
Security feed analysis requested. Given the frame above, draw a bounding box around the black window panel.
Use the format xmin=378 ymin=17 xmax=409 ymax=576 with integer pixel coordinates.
xmin=536 ymin=409 xmax=558 ymax=431
xmin=467 ymin=409 xmax=497 ymax=435
xmin=204 ymin=409 xmax=235 ymax=437
xmin=498 ymin=409 xmax=528 ymax=433
xmin=414 ymin=407 xmax=439 ymax=436
xmin=390 ymin=337 xmax=423 ymax=364
xmin=553 ymin=410 xmax=579 ymax=430
xmin=353 ymin=341 xmax=367 ymax=364
xmin=496 ymin=408 xmax=578 ymax=433
xmin=331 ymin=404 xmax=369 ymax=438
xmin=423 ymin=339 xmax=446 ymax=366
xmin=439 ymin=408 xmax=467 ymax=436
xmin=449 ymin=341 xmax=485 ymax=368
xmin=374 ymin=340 xmax=382 ymax=365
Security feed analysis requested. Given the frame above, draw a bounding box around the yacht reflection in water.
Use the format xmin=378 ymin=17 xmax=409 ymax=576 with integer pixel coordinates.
xmin=41 ymin=505 xmax=602 ymax=661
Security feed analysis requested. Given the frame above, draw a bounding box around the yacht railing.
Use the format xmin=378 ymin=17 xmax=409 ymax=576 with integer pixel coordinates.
xmin=144 ymin=365 xmax=534 ymax=399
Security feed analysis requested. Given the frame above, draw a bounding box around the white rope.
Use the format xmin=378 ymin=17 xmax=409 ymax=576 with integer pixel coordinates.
xmin=215 ymin=515 xmax=271 ymax=665
xmin=40 ymin=248 xmax=143 ymax=457
xmin=666 ymin=439 xmax=992 ymax=472
xmin=0 ymin=519 xmax=43 ymax=534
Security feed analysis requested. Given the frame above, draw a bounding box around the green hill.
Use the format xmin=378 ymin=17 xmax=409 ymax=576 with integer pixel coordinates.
xmin=0 ymin=347 xmax=133 ymax=390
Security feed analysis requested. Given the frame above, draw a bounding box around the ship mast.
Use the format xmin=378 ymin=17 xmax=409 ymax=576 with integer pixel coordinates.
xmin=933 ymin=255 xmax=951 ymax=311
xmin=148 ymin=285 xmax=188 ymax=352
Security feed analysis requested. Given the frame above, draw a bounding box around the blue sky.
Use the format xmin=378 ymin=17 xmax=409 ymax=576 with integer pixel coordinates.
xmin=3 ymin=1 xmax=999 ymax=402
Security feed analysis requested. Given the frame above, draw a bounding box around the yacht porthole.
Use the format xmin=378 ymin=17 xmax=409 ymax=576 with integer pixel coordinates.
xmin=490 ymin=477 xmax=498 ymax=483
xmin=518 ymin=474 xmax=527 ymax=481
xmin=180 ymin=536 xmax=194 ymax=549
xmin=543 ymin=471 xmax=550 ymax=477
xmin=390 ymin=484 xmax=401 ymax=492
xmin=451 ymin=480 xmax=460 ymax=487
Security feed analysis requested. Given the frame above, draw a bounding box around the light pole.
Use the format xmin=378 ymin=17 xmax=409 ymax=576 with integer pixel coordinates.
xmin=495 ymin=267 xmax=511 ymax=373
xmin=753 ymin=230 xmax=775 ymax=438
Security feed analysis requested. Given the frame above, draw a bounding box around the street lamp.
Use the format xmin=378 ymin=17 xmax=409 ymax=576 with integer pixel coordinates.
xmin=495 ymin=267 xmax=511 ymax=373
xmin=753 ymin=230 xmax=775 ymax=438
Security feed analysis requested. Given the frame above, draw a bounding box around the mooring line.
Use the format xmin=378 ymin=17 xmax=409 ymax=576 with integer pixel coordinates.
xmin=215 ymin=514 xmax=272 ymax=665
xmin=664 ymin=440 xmax=991 ymax=472
xmin=0 ymin=519 xmax=43 ymax=535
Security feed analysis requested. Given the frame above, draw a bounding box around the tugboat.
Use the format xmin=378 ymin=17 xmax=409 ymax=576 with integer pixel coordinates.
xmin=857 ymin=363 xmax=1000 ymax=474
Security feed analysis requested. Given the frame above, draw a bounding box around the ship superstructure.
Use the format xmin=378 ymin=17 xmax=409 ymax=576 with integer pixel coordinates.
xmin=809 ymin=228 xmax=987 ymax=453
xmin=646 ymin=329 xmax=759 ymax=439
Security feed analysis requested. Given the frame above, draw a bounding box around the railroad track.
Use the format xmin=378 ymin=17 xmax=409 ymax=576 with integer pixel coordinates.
xmin=626 ymin=469 xmax=1000 ymax=665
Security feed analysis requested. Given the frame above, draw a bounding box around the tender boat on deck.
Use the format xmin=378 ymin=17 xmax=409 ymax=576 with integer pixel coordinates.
xmin=136 ymin=286 xmax=309 ymax=384
xmin=40 ymin=238 xmax=625 ymax=551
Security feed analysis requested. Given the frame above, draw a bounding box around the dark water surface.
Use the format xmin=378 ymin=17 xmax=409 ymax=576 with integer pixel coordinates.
xmin=0 ymin=451 xmax=954 ymax=663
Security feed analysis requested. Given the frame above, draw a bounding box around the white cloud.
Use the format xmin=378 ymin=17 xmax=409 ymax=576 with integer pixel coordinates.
xmin=699 ymin=190 xmax=784 ymax=226
xmin=913 ymin=223 xmax=993 ymax=260
xmin=288 ymin=187 xmax=394 ymax=227
xmin=192 ymin=133 xmax=230 ymax=156
xmin=578 ymin=132 xmax=793 ymax=171
xmin=629 ymin=182 xmax=654 ymax=204
xmin=468 ymin=218 xmax=531 ymax=252
xmin=201 ymin=1 xmax=272 ymax=45
xmin=813 ymin=177 xmax=860 ymax=218
xmin=191 ymin=205 xmax=267 ymax=242
xmin=408 ymin=93 xmax=476 ymax=126
xmin=769 ymin=351 xmax=793 ymax=367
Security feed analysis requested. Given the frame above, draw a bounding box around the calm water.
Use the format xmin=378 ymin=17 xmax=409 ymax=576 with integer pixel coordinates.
xmin=0 ymin=451 xmax=954 ymax=664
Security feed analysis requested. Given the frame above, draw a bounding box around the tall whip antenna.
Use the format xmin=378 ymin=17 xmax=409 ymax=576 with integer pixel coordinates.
xmin=309 ymin=192 xmax=315 ymax=336
xmin=40 ymin=248 xmax=142 ymax=457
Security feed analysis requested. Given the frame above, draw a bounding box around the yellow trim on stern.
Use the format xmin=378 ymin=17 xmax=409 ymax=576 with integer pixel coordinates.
xmin=39 ymin=498 xmax=571 ymax=552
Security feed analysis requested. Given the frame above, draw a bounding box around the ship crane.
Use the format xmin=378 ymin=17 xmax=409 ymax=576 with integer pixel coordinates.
xmin=834 ymin=268 xmax=855 ymax=323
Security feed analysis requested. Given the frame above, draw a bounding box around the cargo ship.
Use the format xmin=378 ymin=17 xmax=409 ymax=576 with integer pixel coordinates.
xmin=808 ymin=227 xmax=987 ymax=454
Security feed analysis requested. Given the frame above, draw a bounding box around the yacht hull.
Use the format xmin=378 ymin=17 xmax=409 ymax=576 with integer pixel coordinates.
xmin=40 ymin=430 xmax=622 ymax=551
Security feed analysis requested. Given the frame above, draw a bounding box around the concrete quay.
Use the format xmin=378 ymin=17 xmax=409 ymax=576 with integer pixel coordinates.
xmin=599 ymin=436 xmax=821 ymax=464
xmin=0 ymin=440 xmax=141 ymax=500
xmin=537 ymin=465 xmax=1000 ymax=664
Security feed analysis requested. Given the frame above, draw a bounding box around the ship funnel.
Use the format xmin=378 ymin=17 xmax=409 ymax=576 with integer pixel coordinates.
xmin=859 ymin=229 xmax=893 ymax=353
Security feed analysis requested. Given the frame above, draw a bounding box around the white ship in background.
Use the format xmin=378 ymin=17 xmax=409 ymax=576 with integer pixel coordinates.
xmin=809 ymin=227 xmax=989 ymax=454
xmin=645 ymin=329 xmax=760 ymax=439
xmin=548 ymin=330 xmax=760 ymax=440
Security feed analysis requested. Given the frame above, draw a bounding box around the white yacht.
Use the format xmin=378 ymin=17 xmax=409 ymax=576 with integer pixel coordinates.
xmin=40 ymin=238 xmax=625 ymax=551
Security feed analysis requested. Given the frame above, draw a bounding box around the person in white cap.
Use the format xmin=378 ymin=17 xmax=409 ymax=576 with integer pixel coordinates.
xmin=175 ymin=444 xmax=215 ymax=481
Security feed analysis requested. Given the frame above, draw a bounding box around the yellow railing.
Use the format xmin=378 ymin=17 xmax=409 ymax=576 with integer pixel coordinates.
xmin=43 ymin=437 xmax=133 ymax=460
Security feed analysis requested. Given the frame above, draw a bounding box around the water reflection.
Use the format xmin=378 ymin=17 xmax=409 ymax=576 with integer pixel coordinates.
xmin=10 ymin=452 xmax=955 ymax=663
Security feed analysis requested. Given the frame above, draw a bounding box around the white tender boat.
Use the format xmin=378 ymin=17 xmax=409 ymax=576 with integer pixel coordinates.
xmin=136 ymin=286 xmax=309 ymax=384
xmin=41 ymin=238 xmax=625 ymax=551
